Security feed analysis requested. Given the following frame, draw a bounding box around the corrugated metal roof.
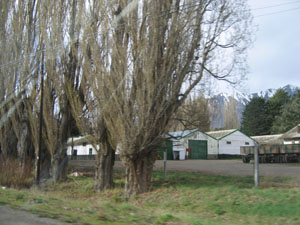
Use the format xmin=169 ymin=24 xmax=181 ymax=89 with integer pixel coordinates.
xmin=281 ymin=124 xmax=300 ymax=140
xmin=251 ymin=134 xmax=283 ymax=144
xmin=206 ymin=129 xmax=236 ymax=140
xmin=166 ymin=129 xmax=198 ymax=139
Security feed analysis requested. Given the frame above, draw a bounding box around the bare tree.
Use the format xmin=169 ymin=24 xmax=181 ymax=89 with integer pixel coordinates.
xmin=224 ymin=96 xmax=240 ymax=129
xmin=0 ymin=0 xmax=38 ymax=167
xmin=36 ymin=0 xmax=86 ymax=183
xmin=168 ymin=94 xmax=211 ymax=132
xmin=67 ymin=83 xmax=117 ymax=191
xmin=83 ymin=0 xmax=252 ymax=196
xmin=38 ymin=0 xmax=115 ymax=185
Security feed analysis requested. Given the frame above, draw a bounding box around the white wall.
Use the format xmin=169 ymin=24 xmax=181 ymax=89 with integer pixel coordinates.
xmin=219 ymin=131 xmax=255 ymax=155
xmin=67 ymin=144 xmax=97 ymax=156
xmin=284 ymin=140 xmax=300 ymax=145
xmin=172 ymin=140 xmax=186 ymax=160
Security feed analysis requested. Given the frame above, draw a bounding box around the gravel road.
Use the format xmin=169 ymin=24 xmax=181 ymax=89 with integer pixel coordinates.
xmin=0 ymin=205 xmax=69 ymax=225
xmin=69 ymin=159 xmax=300 ymax=178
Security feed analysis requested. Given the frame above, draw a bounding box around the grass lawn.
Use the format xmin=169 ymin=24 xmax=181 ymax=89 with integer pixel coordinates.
xmin=1 ymin=171 xmax=300 ymax=225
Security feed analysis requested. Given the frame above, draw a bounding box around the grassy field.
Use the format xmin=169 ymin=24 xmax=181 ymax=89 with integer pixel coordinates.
xmin=1 ymin=171 xmax=300 ymax=225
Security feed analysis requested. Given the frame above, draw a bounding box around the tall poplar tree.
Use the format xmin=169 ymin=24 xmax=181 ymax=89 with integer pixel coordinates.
xmin=84 ymin=0 xmax=253 ymax=197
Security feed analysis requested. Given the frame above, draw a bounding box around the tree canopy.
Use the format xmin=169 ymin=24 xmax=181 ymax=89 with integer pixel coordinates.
xmin=271 ymin=90 xmax=300 ymax=134
xmin=241 ymin=97 xmax=270 ymax=136
xmin=268 ymin=88 xmax=290 ymax=132
xmin=241 ymin=89 xmax=300 ymax=136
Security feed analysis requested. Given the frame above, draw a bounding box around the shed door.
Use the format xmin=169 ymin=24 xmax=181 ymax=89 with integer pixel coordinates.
xmin=188 ymin=140 xmax=207 ymax=159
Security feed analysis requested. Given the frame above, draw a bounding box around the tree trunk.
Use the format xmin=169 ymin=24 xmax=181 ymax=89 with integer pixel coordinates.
xmin=40 ymin=145 xmax=51 ymax=179
xmin=17 ymin=126 xmax=28 ymax=167
xmin=0 ymin=123 xmax=18 ymax=158
xmin=122 ymin=150 xmax=157 ymax=198
xmin=17 ymin=120 xmax=31 ymax=172
xmin=95 ymin=138 xmax=115 ymax=191
xmin=51 ymin=149 xmax=68 ymax=183
xmin=50 ymin=101 xmax=71 ymax=183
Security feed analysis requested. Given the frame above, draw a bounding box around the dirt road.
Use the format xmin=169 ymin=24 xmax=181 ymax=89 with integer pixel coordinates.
xmin=69 ymin=159 xmax=300 ymax=178
xmin=0 ymin=205 xmax=68 ymax=225
xmin=154 ymin=160 xmax=300 ymax=178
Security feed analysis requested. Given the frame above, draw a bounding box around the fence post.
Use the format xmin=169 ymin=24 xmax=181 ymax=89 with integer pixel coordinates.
xmin=164 ymin=150 xmax=167 ymax=182
xmin=254 ymin=144 xmax=259 ymax=187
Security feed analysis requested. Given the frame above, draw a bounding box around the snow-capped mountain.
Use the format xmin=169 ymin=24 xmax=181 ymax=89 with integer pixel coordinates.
xmin=209 ymin=85 xmax=299 ymax=129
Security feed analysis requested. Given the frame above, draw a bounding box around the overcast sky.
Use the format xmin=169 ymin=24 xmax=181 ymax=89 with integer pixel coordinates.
xmin=246 ymin=0 xmax=300 ymax=93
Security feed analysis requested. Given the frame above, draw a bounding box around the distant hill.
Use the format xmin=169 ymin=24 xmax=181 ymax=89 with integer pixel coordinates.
xmin=209 ymin=85 xmax=299 ymax=129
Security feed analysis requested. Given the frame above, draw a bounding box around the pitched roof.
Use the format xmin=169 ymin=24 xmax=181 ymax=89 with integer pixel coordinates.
xmin=206 ymin=129 xmax=237 ymax=140
xmin=280 ymin=124 xmax=300 ymax=140
xmin=166 ymin=129 xmax=198 ymax=140
xmin=251 ymin=134 xmax=283 ymax=144
xmin=67 ymin=135 xmax=93 ymax=145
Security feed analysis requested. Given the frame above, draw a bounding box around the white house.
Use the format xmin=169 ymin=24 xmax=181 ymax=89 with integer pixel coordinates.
xmin=67 ymin=136 xmax=98 ymax=160
xmin=206 ymin=129 xmax=256 ymax=158
xmin=166 ymin=129 xmax=218 ymax=159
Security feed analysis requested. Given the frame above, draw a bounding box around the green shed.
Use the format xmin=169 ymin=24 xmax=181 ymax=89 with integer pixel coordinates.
xmin=157 ymin=140 xmax=173 ymax=160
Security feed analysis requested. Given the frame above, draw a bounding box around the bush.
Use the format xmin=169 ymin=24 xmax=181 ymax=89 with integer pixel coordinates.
xmin=0 ymin=157 xmax=34 ymax=188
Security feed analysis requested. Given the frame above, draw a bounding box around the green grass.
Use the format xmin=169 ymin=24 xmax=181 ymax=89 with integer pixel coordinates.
xmin=1 ymin=171 xmax=300 ymax=225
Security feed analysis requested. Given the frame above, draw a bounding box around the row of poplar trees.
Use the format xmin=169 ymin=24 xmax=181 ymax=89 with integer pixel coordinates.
xmin=0 ymin=0 xmax=252 ymax=197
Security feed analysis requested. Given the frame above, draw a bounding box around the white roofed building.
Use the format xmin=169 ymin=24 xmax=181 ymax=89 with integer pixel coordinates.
xmin=206 ymin=129 xmax=256 ymax=158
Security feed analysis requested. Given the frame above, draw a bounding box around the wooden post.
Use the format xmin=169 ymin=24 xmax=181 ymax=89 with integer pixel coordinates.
xmin=254 ymin=144 xmax=259 ymax=187
xmin=164 ymin=150 xmax=167 ymax=182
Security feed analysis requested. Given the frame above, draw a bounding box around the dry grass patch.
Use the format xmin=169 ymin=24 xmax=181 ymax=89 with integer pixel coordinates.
xmin=0 ymin=157 xmax=33 ymax=188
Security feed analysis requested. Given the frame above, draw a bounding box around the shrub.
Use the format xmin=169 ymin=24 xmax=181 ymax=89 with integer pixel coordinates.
xmin=0 ymin=157 xmax=34 ymax=188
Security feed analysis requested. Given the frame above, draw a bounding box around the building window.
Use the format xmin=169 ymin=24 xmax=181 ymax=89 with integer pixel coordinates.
xmin=245 ymin=142 xmax=250 ymax=145
xmin=226 ymin=141 xmax=231 ymax=144
xmin=82 ymin=142 xmax=87 ymax=146
xmin=89 ymin=148 xmax=93 ymax=155
xmin=72 ymin=149 xmax=77 ymax=160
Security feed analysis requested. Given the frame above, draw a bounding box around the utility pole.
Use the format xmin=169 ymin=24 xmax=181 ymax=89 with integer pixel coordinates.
xmin=36 ymin=52 xmax=44 ymax=186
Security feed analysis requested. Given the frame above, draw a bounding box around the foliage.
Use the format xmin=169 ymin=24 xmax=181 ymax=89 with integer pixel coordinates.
xmin=241 ymin=97 xmax=271 ymax=136
xmin=268 ymin=89 xmax=290 ymax=134
xmin=268 ymin=89 xmax=290 ymax=120
xmin=271 ymin=91 xmax=300 ymax=133
xmin=1 ymin=171 xmax=300 ymax=225
xmin=241 ymin=89 xmax=300 ymax=136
